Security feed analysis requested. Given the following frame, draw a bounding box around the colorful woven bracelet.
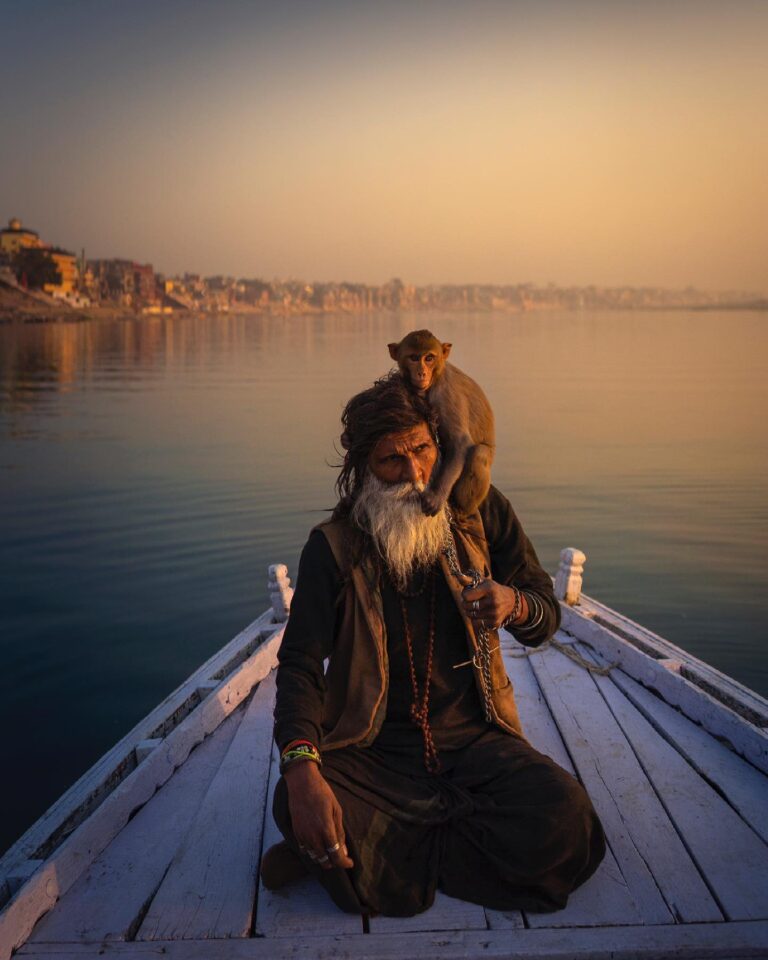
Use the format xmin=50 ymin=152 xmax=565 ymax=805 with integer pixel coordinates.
xmin=279 ymin=741 xmax=321 ymax=773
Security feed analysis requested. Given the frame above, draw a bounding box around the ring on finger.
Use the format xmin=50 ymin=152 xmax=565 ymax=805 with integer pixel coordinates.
xmin=317 ymin=854 xmax=330 ymax=864
xmin=326 ymin=841 xmax=341 ymax=853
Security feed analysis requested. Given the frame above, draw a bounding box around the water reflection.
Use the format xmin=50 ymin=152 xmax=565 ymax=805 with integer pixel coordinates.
xmin=0 ymin=309 xmax=766 ymax=855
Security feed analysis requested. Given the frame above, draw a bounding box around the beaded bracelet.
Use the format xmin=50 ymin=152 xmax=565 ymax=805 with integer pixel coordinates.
xmin=279 ymin=739 xmax=322 ymax=774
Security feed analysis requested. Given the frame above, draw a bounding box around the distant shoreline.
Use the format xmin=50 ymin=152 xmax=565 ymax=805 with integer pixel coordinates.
xmin=2 ymin=300 xmax=766 ymax=325
xmin=2 ymin=275 xmax=766 ymax=325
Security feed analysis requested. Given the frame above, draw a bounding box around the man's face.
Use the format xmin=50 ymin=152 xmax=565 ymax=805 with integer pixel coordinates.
xmin=367 ymin=422 xmax=438 ymax=488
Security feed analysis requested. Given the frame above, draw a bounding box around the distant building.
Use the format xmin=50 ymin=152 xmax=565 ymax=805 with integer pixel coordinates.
xmin=0 ymin=217 xmax=43 ymax=258
xmin=45 ymin=248 xmax=79 ymax=297
xmin=1 ymin=219 xmax=80 ymax=298
xmin=88 ymin=258 xmax=134 ymax=304
xmin=132 ymin=262 xmax=158 ymax=305
xmin=88 ymin=258 xmax=160 ymax=306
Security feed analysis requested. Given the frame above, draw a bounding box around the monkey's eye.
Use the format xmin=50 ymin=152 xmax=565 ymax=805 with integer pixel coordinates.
xmin=424 ymin=354 xmax=436 ymax=363
xmin=408 ymin=354 xmax=420 ymax=362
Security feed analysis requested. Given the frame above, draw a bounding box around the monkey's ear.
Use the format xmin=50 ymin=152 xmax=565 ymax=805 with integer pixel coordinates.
xmin=442 ymin=342 xmax=452 ymax=358
xmin=387 ymin=343 xmax=400 ymax=361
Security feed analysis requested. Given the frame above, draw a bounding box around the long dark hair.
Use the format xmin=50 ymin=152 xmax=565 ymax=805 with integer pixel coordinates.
xmin=333 ymin=373 xmax=437 ymax=517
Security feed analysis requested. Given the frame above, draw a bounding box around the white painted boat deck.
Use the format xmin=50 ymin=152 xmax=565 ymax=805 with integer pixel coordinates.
xmin=2 ymin=588 xmax=768 ymax=959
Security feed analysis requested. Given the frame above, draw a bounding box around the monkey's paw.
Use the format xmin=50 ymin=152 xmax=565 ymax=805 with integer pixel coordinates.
xmin=421 ymin=489 xmax=445 ymax=516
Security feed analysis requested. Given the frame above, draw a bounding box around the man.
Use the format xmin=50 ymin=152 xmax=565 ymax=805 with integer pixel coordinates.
xmin=263 ymin=374 xmax=605 ymax=917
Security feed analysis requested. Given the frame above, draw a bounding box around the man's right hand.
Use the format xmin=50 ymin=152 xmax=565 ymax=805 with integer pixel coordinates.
xmin=283 ymin=760 xmax=354 ymax=870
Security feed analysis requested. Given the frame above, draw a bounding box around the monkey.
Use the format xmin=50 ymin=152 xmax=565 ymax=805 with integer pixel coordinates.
xmin=388 ymin=329 xmax=495 ymax=518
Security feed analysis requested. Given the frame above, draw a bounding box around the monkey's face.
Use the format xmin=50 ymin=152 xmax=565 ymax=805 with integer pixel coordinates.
xmin=403 ymin=350 xmax=441 ymax=392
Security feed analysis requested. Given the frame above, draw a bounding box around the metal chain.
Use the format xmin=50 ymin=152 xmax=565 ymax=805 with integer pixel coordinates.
xmin=443 ymin=509 xmax=615 ymax=688
xmin=442 ymin=521 xmax=496 ymax=722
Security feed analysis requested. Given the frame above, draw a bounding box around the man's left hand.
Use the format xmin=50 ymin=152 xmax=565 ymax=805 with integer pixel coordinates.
xmin=460 ymin=576 xmax=527 ymax=629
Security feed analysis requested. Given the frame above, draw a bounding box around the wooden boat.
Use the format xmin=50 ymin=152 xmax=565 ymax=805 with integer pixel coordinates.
xmin=2 ymin=551 xmax=768 ymax=960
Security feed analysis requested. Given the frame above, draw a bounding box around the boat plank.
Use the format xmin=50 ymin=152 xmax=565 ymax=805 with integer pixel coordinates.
xmin=501 ymin=635 xmax=573 ymax=771
xmin=603 ymin=665 xmax=768 ymax=845
xmin=0 ymin=613 xmax=278 ymax=882
xmin=137 ymin=673 xmax=277 ymax=940
xmin=0 ymin=632 xmax=282 ymax=960
xmin=27 ymin=704 xmax=244 ymax=943
xmin=580 ymin=646 xmax=768 ymax=921
xmin=254 ymin=745 xmax=363 ymax=938
xmin=529 ymin=640 xmax=720 ymax=923
xmin=560 ymin=607 xmax=768 ymax=775
xmin=14 ymin=919 xmax=768 ymax=959
xmin=369 ymin=893 xmax=487 ymax=933
xmin=575 ymin=595 xmax=768 ymax=727
xmin=493 ymin=643 xmax=643 ymax=930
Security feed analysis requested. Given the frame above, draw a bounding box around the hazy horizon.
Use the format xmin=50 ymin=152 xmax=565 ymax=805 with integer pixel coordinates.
xmin=2 ymin=0 xmax=766 ymax=292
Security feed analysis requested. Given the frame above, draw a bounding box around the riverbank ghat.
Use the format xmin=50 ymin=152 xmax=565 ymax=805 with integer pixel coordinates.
xmin=1 ymin=553 xmax=767 ymax=960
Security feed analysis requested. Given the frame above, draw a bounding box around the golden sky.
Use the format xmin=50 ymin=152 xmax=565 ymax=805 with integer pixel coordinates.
xmin=1 ymin=0 xmax=766 ymax=290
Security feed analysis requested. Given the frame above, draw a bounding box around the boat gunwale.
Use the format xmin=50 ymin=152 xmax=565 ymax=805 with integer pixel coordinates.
xmin=0 ymin=609 xmax=277 ymax=884
xmin=0 ymin=618 xmax=284 ymax=960
xmin=557 ymin=598 xmax=768 ymax=775
xmin=572 ymin=592 xmax=768 ymax=723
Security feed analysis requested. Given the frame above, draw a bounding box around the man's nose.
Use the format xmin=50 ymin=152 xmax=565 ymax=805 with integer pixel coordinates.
xmin=402 ymin=454 xmax=422 ymax=484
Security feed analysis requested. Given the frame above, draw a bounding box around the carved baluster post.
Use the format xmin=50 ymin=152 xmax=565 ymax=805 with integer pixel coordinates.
xmin=554 ymin=548 xmax=586 ymax=606
xmin=268 ymin=563 xmax=294 ymax=622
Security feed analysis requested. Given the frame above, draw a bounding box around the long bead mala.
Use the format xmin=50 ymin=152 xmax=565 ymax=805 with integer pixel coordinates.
xmin=398 ymin=568 xmax=441 ymax=774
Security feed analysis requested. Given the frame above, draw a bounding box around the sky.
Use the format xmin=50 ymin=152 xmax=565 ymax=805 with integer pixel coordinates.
xmin=1 ymin=0 xmax=766 ymax=291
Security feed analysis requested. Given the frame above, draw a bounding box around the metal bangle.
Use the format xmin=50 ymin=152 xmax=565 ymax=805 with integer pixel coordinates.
xmin=526 ymin=592 xmax=546 ymax=629
xmin=512 ymin=591 xmax=546 ymax=633
xmin=500 ymin=587 xmax=524 ymax=630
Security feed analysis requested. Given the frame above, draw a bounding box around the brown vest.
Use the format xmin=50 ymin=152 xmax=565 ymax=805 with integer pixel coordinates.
xmin=316 ymin=512 xmax=525 ymax=751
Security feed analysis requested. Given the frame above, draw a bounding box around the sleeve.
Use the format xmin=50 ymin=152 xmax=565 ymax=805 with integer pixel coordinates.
xmin=479 ymin=485 xmax=561 ymax=648
xmin=273 ymin=528 xmax=343 ymax=751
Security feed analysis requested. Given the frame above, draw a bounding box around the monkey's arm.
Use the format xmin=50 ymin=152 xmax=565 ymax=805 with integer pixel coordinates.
xmin=429 ymin=429 xmax=474 ymax=503
xmin=423 ymin=370 xmax=493 ymax=515
xmin=274 ymin=530 xmax=341 ymax=750
xmin=479 ymin=486 xmax=561 ymax=647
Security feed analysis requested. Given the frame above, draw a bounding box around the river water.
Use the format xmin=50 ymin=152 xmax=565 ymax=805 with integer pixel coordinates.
xmin=1 ymin=308 xmax=766 ymax=854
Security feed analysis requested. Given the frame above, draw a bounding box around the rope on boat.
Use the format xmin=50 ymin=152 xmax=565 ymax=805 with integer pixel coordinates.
xmin=505 ymin=636 xmax=616 ymax=675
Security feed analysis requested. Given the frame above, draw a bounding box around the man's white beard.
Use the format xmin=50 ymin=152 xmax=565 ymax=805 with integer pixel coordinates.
xmin=351 ymin=472 xmax=450 ymax=591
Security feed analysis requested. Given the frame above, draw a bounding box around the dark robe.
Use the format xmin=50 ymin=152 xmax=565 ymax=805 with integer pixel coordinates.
xmin=273 ymin=488 xmax=606 ymax=916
